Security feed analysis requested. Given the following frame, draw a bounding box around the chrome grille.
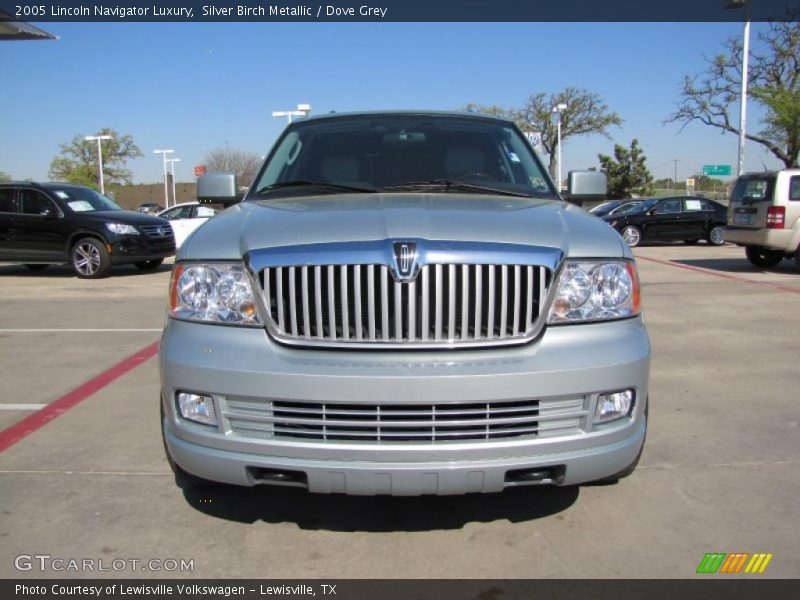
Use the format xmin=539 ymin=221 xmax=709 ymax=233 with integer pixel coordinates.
xmin=224 ymin=397 xmax=587 ymax=443
xmin=139 ymin=224 xmax=174 ymax=240
xmin=260 ymin=263 xmax=550 ymax=347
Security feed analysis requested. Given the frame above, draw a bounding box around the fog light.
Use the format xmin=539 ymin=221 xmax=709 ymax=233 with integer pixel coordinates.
xmin=595 ymin=390 xmax=634 ymax=423
xmin=176 ymin=392 xmax=217 ymax=426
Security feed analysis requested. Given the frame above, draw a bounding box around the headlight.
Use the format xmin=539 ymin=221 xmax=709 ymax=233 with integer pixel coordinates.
xmin=169 ymin=263 xmax=261 ymax=326
xmin=105 ymin=222 xmax=139 ymax=235
xmin=548 ymin=260 xmax=640 ymax=323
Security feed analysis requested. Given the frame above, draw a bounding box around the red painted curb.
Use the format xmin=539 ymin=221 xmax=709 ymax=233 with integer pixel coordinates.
xmin=637 ymin=255 xmax=800 ymax=296
xmin=0 ymin=341 xmax=159 ymax=453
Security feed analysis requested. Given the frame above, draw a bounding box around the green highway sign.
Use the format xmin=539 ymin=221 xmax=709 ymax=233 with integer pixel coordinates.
xmin=702 ymin=164 xmax=732 ymax=176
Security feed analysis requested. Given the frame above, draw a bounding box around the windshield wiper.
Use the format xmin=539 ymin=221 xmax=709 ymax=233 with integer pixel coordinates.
xmin=256 ymin=180 xmax=376 ymax=194
xmin=380 ymin=179 xmax=534 ymax=198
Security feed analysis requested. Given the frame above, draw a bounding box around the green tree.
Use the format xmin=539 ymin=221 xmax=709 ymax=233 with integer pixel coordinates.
xmin=465 ymin=88 xmax=622 ymax=181
xmin=48 ymin=128 xmax=143 ymax=189
xmin=598 ymin=139 xmax=655 ymax=199
xmin=0 ymin=171 xmax=11 ymax=183
xmin=665 ymin=16 xmax=800 ymax=168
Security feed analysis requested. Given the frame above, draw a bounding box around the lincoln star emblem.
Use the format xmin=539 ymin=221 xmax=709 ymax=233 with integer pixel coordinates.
xmin=392 ymin=241 xmax=417 ymax=280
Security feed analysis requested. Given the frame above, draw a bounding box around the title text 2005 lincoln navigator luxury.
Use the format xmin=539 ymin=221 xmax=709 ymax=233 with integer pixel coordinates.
xmin=159 ymin=111 xmax=650 ymax=495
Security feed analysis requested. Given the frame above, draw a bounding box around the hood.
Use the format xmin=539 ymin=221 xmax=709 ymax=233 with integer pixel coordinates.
xmin=181 ymin=193 xmax=628 ymax=260
xmin=79 ymin=210 xmax=170 ymax=226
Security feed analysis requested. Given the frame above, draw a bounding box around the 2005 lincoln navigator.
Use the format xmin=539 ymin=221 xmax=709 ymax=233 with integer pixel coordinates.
xmin=159 ymin=111 xmax=651 ymax=495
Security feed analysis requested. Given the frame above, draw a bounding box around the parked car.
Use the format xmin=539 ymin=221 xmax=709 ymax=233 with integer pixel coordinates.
xmin=725 ymin=169 xmax=800 ymax=269
xmin=603 ymin=196 xmax=727 ymax=247
xmin=159 ymin=111 xmax=650 ymax=495
xmin=0 ymin=182 xmax=175 ymax=278
xmin=157 ymin=202 xmax=218 ymax=248
xmin=138 ymin=202 xmax=162 ymax=215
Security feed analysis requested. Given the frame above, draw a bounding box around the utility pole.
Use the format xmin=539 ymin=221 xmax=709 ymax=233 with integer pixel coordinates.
xmin=673 ymin=160 xmax=678 ymax=191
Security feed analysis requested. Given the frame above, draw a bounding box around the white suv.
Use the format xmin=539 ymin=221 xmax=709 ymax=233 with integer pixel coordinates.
xmin=725 ymin=169 xmax=800 ymax=269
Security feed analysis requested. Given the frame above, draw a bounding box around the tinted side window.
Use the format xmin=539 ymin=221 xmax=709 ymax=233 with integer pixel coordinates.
xmin=659 ymin=199 xmax=681 ymax=213
xmin=0 ymin=188 xmax=15 ymax=213
xmin=790 ymin=176 xmax=800 ymax=201
xmin=19 ymin=189 xmax=56 ymax=215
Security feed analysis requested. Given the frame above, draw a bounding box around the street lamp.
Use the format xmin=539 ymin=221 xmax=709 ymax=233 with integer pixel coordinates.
xmin=153 ymin=149 xmax=174 ymax=208
xmin=84 ymin=134 xmax=113 ymax=195
xmin=551 ymin=103 xmax=568 ymax=190
xmin=166 ymin=158 xmax=181 ymax=207
xmin=726 ymin=0 xmax=751 ymax=176
xmin=272 ymin=103 xmax=312 ymax=123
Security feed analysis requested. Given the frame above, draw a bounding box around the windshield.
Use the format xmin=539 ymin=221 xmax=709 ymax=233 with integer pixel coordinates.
xmin=590 ymin=201 xmax=620 ymax=215
xmin=50 ymin=187 xmax=123 ymax=213
xmin=251 ymin=114 xmax=556 ymax=199
xmin=614 ymin=200 xmax=653 ymax=215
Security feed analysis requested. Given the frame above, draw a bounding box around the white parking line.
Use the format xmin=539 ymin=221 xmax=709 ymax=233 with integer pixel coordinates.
xmin=0 ymin=404 xmax=46 ymax=410
xmin=0 ymin=328 xmax=162 ymax=333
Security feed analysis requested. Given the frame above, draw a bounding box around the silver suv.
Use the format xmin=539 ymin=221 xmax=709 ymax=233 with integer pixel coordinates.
xmin=725 ymin=169 xmax=800 ymax=269
xmin=159 ymin=111 xmax=651 ymax=495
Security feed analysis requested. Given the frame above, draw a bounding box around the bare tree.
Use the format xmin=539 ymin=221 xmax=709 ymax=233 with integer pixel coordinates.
xmin=465 ymin=88 xmax=622 ymax=180
xmin=204 ymin=145 xmax=263 ymax=188
xmin=665 ymin=16 xmax=800 ymax=168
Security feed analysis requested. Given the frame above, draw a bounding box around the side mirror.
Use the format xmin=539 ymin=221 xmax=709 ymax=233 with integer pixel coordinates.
xmin=40 ymin=206 xmax=59 ymax=217
xmin=197 ymin=173 xmax=239 ymax=206
xmin=566 ymin=171 xmax=607 ymax=203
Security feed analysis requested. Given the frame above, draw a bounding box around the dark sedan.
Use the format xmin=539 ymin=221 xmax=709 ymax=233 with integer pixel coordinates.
xmin=602 ymin=196 xmax=728 ymax=247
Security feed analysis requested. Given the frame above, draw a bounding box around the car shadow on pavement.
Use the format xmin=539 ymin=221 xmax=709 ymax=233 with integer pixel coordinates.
xmin=0 ymin=263 xmax=172 ymax=278
xmin=181 ymin=483 xmax=579 ymax=531
xmin=673 ymin=258 xmax=795 ymax=274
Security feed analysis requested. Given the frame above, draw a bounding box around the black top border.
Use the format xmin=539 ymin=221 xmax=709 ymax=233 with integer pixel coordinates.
xmin=1 ymin=0 xmax=798 ymax=23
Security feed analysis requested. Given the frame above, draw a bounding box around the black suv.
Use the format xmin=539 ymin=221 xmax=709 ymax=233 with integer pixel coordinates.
xmin=0 ymin=182 xmax=176 ymax=278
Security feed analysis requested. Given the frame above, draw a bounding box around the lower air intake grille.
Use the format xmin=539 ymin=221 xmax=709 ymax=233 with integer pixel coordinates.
xmin=224 ymin=397 xmax=587 ymax=443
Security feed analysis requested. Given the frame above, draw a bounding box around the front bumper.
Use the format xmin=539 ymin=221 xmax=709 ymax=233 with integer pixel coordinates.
xmin=160 ymin=316 xmax=651 ymax=495
xmin=109 ymin=234 xmax=175 ymax=264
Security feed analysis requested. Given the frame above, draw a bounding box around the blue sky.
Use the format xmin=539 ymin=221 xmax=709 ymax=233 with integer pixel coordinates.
xmin=0 ymin=21 xmax=785 ymax=184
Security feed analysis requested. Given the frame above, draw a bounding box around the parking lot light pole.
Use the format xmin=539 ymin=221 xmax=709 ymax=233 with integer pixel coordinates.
xmin=272 ymin=103 xmax=311 ymax=123
xmin=153 ymin=149 xmax=174 ymax=208
xmin=84 ymin=134 xmax=113 ymax=195
xmin=725 ymin=0 xmax=751 ymax=176
xmin=166 ymin=158 xmax=181 ymax=207
xmin=551 ymin=103 xmax=568 ymax=190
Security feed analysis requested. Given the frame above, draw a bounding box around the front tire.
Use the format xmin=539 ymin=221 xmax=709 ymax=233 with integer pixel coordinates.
xmin=71 ymin=238 xmax=111 ymax=279
xmin=707 ymin=224 xmax=725 ymax=246
xmin=134 ymin=258 xmax=164 ymax=271
xmin=621 ymin=225 xmax=642 ymax=248
xmin=745 ymin=246 xmax=783 ymax=269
